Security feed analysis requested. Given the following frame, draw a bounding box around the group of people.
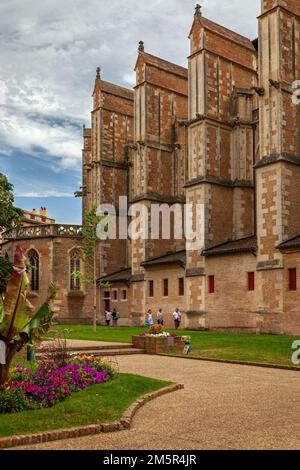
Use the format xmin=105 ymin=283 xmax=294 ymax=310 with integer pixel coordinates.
xmin=145 ymin=308 xmax=182 ymax=330
xmin=104 ymin=307 xmax=183 ymax=329
xmin=104 ymin=308 xmax=120 ymax=326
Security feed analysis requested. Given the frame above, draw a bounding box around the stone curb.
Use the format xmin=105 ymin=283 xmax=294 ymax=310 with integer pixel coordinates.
xmin=0 ymin=383 xmax=184 ymax=449
xmin=157 ymin=354 xmax=300 ymax=372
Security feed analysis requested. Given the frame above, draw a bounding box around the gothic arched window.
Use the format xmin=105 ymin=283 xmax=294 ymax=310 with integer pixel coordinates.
xmin=70 ymin=250 xmax=81 ymax=291
xmin=28 ymin=249 xmax=39 ymax=292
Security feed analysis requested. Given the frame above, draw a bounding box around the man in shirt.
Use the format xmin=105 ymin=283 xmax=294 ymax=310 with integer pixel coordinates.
xmin=157 ymin=308 xmax=164 ymax=326
xmin=173 ymin=308 xmax=182 ymax=330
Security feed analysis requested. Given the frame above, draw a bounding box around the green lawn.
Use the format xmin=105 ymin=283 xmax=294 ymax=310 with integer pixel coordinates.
xmin=0 ymin=373 xmax=170 ymax=438
xmin=57 ymin=325 xmax=300 ymax=367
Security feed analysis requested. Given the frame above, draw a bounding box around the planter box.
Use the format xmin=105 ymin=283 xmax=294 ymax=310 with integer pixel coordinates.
xmin=132 ymin=335 xmax=182 ymax=354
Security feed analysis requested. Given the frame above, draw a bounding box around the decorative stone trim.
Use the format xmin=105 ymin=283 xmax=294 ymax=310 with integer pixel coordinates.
xmin=185 ymin=268 xmax=205 ymax=277
xmin=254 ymin=152 xmax=300 ymax=169
xmin=130 ymin=274 xmax=145 ymax=282
xmin=0 ymin=383 xmax=184 ymax=449
xmin=131 ymin=193 xmax=185 ymax=204
xmin=100 ymin=160 xmax=129 ymax=170
xmin=185 ymin=310 xmax=205 ymax=317
xmin=256 ymin=260 xmax=283 ymax=271
xmin=184 ymin=175 xmax=254 ymax=189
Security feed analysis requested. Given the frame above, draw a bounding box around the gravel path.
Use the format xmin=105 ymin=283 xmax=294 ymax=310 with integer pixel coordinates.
xmin=17 ymin=355 xmax=300 ymax=450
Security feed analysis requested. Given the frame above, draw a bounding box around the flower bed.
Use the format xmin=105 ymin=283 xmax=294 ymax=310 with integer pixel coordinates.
xmin=0 ymin=355 xmax=114 ymax=414
xmin=133 ymin=325 xmax=182 ymax=354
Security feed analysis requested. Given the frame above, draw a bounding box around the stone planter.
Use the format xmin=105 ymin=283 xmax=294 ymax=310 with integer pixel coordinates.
xmin=132 ymin=335 xmax=182 ymax=354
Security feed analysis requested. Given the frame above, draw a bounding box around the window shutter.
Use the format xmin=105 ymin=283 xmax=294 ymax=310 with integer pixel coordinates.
xmin=248 ymin=272 xmax=255 ymax=291
xmin=289 ymin=269 xmax=297 ymax=291
xmin=163 ymin=279 xmax=169 ymax=297
xmin=179 ymin=278 xmax=184 ymax=296
xmin=149 ymin=280 xmax=154 ymax=297
xmin=209 ymin=275 xmax=215 ymax=294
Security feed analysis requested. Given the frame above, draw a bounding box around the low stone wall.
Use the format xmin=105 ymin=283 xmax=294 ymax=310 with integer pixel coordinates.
xmin=132 ymin=335 xmax=182 ymax=354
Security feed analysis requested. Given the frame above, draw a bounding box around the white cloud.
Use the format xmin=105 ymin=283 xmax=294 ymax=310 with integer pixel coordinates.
xmin=0 ymin=0 xmax=260 ymax=173
xmin=123 ymin=72 xmax=136 ymax=86
xmin=0 ymin=106 xmax=81 ymax=169
xmin=15 ymin=191 xmax=74 ymax=197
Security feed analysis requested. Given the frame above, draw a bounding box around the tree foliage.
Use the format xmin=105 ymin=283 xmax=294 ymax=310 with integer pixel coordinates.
xmin=0 ymin=173 xmax=23 ymax=295
xmin=0 ymin=173 xmax=23 ymax=231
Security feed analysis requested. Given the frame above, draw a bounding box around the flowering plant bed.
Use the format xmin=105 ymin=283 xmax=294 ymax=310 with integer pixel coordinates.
xmin=138 ymin=332 xmax=177 ymax=338
xmin=133 ymin=325 xmax=182 ymax=354
xmin=0 ymin=373 xmax=171 ymax=439
xmin=138 ymin=324 xmax=177 ymax=338
xmin=0 ymin=355 xmax=114 ymax=414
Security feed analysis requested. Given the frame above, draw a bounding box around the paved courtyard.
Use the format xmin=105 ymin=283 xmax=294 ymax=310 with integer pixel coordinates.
xmin=18 ymin=355 xmax=299 ymax=450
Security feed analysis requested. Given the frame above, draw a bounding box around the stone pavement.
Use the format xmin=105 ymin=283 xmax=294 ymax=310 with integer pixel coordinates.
xmin=17 ymin=355 xmax=300 ymax=450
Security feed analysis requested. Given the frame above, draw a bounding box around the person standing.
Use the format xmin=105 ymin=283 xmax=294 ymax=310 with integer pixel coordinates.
xmin=145 ymin=309 xmax=154 ymax=327
xmin=157 ymin=308 xmax=164 ymax=326
xmin=112 ymin=308 xmax=120 ymax=326
xmin=173 ymin=308 xmax=182 ymax=330
xmin=105 ymin=309 xmax=112 ymax=326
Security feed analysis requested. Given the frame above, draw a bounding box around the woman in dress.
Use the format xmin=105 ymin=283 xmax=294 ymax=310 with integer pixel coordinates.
xmin=145 ymin=309 xmax=154 ymax=327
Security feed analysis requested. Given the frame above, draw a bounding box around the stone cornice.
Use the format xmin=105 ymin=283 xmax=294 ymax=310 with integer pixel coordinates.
xmin=185 ymin=268 xmax=205 ymax=277
xmin=258 ymin=5 xmax=300 ymax=20
xmin=99 ymin=160 xmax=129 ymax=170
xmin=131 ymin=193 xmax=185 ymax=204
xmin=184 ymin=176 xmax=254 ymax=189
xmin=254 ymin=153 xmax=300 ymax=169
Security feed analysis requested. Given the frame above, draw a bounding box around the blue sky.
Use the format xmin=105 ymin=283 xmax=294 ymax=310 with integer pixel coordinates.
xmin=0 ymin=0 xmax=260 ymax=225
xmin=1 ymin=151 xmax=82 ymax=223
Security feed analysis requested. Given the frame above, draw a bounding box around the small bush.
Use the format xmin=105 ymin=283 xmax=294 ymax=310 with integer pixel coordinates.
xmin=0 ymin=389 xmax=33 ymax=414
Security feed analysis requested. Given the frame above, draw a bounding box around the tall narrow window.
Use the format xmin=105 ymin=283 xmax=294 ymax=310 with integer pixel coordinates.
xmin=163 ymin=279 xmax=169 ymax=297
xmin=248 ymin=272 xmax=255 ymax=291
xmin=122 ymin=289 xmax=127 ymax=300
xmin=28 ymin=249 xmax=39 ymax=292
xmin=289 ymin=268 xmax=297 ymax=291
xmin=70 ymin=250 xmax=81 ymax=291
xmin=179 ymin=278 xmax=184 ymax=296
xmin=208 ymin=275 xmax=215 ymax=294
xmin=149 ymin=280 xmax=154 ymax=297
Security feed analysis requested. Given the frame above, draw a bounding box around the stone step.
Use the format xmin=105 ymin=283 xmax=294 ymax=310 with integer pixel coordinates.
xmin=37 ymin=344 xmax=133 ymax=353
xmin=36 ymin=348 xmax=145 ymax=358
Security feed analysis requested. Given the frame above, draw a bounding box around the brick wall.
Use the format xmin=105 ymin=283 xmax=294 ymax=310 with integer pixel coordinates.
xmin=2 ymin=237 xmax=95 ymax=324
xmin=205 ymin=253 xmax=258 ymax=332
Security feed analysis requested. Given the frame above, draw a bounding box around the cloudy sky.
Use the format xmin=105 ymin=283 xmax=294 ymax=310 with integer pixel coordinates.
xmin=0 ymin=0 xmax=260 ymax=224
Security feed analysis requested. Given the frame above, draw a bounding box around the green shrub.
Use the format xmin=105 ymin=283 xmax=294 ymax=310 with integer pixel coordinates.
xmin=0 ymin=389 xmax=33 ymax=414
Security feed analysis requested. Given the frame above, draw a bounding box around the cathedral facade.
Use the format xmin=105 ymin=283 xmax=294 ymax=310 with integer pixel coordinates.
xmin=81 ymin=1 xmax=300 ymax=334
xmin=2 ymin=1 xmax=300 ymax=334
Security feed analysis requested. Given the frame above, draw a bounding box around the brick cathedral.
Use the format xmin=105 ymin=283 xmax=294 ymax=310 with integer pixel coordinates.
xmin=2 ymin=1 xmax=300 ymax=334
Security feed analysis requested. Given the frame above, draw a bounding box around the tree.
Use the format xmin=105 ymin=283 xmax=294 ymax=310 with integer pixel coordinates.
xmin=0 ymin=173 xmax=23 ymax=296
xmin=0 ymin=173 xmax=23 ymax=230
xmin=73 ymin=206 xmax=109 ymax=332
